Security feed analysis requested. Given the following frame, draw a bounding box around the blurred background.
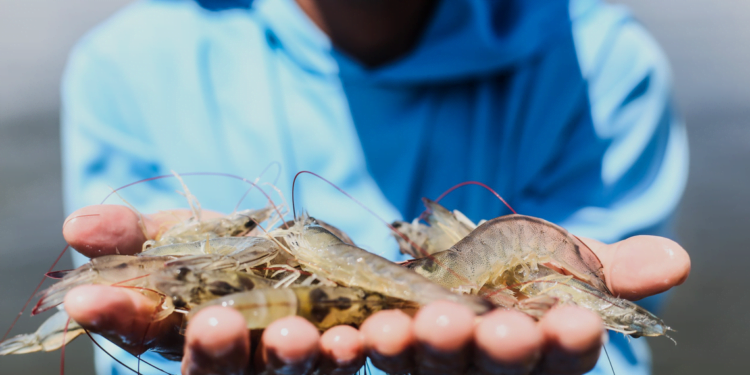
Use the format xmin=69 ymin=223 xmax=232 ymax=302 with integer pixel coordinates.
xmin=0 ymin=0 xmax=747 ymax=373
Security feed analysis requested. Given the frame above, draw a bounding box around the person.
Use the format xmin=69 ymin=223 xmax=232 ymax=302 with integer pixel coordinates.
xmin=60 ymin=0 xmax=691 ymax=374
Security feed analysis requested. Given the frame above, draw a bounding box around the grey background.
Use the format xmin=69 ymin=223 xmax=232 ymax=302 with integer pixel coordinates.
xmin=0 ymin=0 xmax=748 ymax=374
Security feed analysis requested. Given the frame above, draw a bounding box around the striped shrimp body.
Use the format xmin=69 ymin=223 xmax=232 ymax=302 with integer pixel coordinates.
xmin=151 ymin=267 xmax=275 ymax=310
xmin=190 ymin=286 xmax=417 ymax=331
xmin=274 ymin=217 xmax=491 ymax=315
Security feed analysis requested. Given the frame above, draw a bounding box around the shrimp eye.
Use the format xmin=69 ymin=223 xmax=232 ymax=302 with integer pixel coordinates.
xmin=207 ymin=281 xmax=241 ymax=296
xmin=175 ymin=267 xmax=191 ymax=281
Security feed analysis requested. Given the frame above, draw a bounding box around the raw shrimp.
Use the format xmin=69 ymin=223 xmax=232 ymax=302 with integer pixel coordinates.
xmin=397 ymin=199 xmax=669 ymax=337
xmin=36 ymin=236 xmax=282 ymax=314
xmin=141 ymin=236 xmax=281 ymax=271
xmin=190 ymin=285 xmax=418 ymax=331
xmin=272 ymin=217 xmax=491 ymax=315
xmin=142 ymin=206 xmax=277 ymax=250
xmin=482 ymin=264 xmax=669 ymax=337
xmin=0 ymin=310 xmax=83 ymax=355
xmin=392 ymin=198 xmax=477 ymax=257
xmin=405 ymin=214 xmax=609 ymax=295
xmin=139 ymin=170 xmax=289 ymax=250
xmin=33 ymin=255 xmax=173 ymax=316
xmin=1 ymin=171 xmax=291 ymax=362
xmin=7 ymin=267 xmax=277 ymax=355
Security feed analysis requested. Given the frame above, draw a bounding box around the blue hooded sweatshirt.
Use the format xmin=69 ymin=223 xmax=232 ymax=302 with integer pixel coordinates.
xmin=61 ymin=0 xmax=688 ymax=374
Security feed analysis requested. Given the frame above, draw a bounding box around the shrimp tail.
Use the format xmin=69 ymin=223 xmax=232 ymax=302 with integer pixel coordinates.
xmin=0 ymin=311 xmax=84 ymax=355
xmin=33 ymin=269 xmax=98 ymax=315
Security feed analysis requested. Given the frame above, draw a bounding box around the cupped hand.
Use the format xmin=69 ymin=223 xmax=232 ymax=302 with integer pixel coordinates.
xmin=62 ymin=205 xmax=690 ymax=375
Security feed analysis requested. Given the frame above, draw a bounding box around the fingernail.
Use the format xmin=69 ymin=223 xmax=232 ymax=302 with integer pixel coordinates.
xmin=261 ymin=317 xmax=320 ymax=375
xmin=537 ymin=345 xmax=601 ymax=375
xmin=186 ymin=345 xmax=246 ymax=375
xmin=360 ymin=310 xmax=415 ymax=373
xmin=320 ymin=326 xmax=362 ymax=366
xmin=185 ymin=307 xmax=249 ymax=375
xmin=264 ymin=349 xmax=318 ymax=375
xmin=416 ymin=344 xmax=470 ymax=375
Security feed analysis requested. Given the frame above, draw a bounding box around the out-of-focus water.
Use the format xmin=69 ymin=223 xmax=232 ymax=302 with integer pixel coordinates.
xmin=0 ymin=1 xmax=748 ymax=374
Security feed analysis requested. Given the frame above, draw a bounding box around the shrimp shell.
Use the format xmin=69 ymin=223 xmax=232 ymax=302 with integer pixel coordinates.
xmin=500 ymin=264 xmax=669 ymax=337
xmin=190 ymin=286 xmax=417 ymax=331
xmin=151 ymin=267 xmax=275 ymax=309
xmin=406 ymin=215 xmax=609 ymax=294
xmin=277 ymin=218 xmax=491 ymax=315
xmin=34 ymin=255 xmax=171 ymax=315
xmin=142 ymin=206 xmax=276 ymax=250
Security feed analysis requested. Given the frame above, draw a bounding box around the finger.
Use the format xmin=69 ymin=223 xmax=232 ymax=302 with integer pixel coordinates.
xmin=537 ymin=305 xmax=603 ymax=375
xmin=182 ymin=306 xmax=250 ymax=375
xmin=256 ymin=316 xmax=320 ymax=374
xmin=360 ymin=310 xmax=415 ymax=374
xmin=474 ymin=309 xmax=542 ymax=375
xmin=318 ymin=325 xmax=365 ymax=375
xmin=413 ymin=301 xmax=474 ymax=375
xmin=580 ymin=235 xmax=690 ymax=300
xmin=64 ymin=285 xmax=183 ymax=356
xmin=63 ymin=205 xmax=153 ymax=257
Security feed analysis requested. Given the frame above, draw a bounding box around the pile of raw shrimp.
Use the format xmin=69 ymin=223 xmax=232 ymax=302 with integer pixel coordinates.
xmin=0 ymin=175 xmax=670 ymax=361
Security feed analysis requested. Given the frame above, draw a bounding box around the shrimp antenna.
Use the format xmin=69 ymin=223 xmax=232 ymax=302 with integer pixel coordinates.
xmin=102 ymin=171 xmax=279 ymax=207
xmin=291 ymin=171 xmax=474 ymax=285
xmin=109 ymin=186 xmax=150 ymax=241
xmin=101 ymin=171 xmax=288 ymax=228
xmin=1 ymin=245 xmax=69 ymax=343
xmin=233 ymin=161 xmax=282 ymax=213
xmin=171 ymin=171 xmax=203 ymax=222
xmin=84 ymin=328 xmax=173 ymax=375
xmin=602 ymin=343 xmax=616 ymax=375
xmin=434 ymin=181 xmax=516 ymax=214
xmin=60 ymin=317 xmax=70 ymax=375
xmin=291 ymin=171 xmax=425 ymax=252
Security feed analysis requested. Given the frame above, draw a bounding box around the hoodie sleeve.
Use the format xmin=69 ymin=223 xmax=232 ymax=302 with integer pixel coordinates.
xmin=558 ymin=2 xmax=689 ymax=243
xmin=61 ymin=37 xmax=186 ymax=225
